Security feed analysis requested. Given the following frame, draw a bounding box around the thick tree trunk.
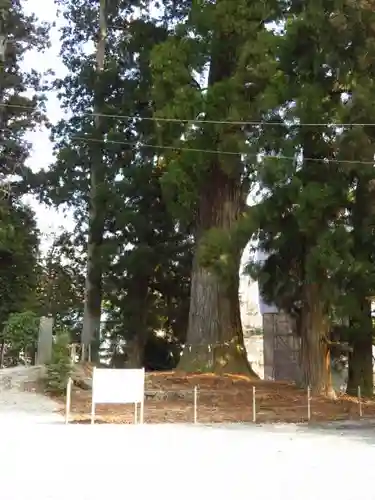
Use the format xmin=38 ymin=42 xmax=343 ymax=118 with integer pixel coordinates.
xmin=347 ymin=298 xmax=373 ymax=397
xmin=81 ymin=0 xmax=108 ymax=363
xmin=176 ymin=0 xmax=258 ymax=376
xmin=177 ymin=173 xmax=257 ymax=376
xmin=300 ymin=283 xmax=334 ymax=396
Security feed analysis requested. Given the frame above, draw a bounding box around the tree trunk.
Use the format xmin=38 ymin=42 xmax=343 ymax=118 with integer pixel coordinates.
xmin=177 ymin=172 xmax=257 ymax=376
xmin=0 ymin=339 xmax=4 ymax=368
xmin=347 ymin=298 xmax=373 ymax=397
xmin=300 ymin=282 xmax=334 ymax=396
xmin=81 ymin=0 xmax=108 ymax=363
xmin=347 ymin=178 xmax=374 ymax=396
xmin=124 ymin=275 xmax=150 ymax=368
xmin=125 ymin=339 xmax=144 ymax=368
xmin=176 ymin=0 xmax=257 ymax=376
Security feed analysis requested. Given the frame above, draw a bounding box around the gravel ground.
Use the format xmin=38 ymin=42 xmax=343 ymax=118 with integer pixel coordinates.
xmin=0 ymin=368 xmax=373 ymax=500
xmin=0 ymin=389 xmax=64 ymax=423
xmin=0 ymin=414 xmax=374 ymax=499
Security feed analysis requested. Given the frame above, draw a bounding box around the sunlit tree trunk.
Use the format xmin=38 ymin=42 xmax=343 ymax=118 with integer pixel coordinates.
xmin=178 ymin=172 xmax=257 ymax=376
xmin=300 ymin=282 xmax=334 ymax=396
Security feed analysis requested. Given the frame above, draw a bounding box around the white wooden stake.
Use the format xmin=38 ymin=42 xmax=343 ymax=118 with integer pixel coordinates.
xmin=193 ymin=386 xmax=198 ymax=424
xmin=71 ymin=344 xmax=76 ymax=363
xmin=307 ymin=386 xmax=311 ymax=421
xmin=358 ymin=386 xmax=363 ymax=417
xmin=65 ymin=377 xmax=72 ymax=425
xmin=91 ymin=366 xmax=96 ymax=424
xmin=140 ymin=396 xmax=144 ymax=424
xmin=252 ymin=386 xmax=256 ymax=423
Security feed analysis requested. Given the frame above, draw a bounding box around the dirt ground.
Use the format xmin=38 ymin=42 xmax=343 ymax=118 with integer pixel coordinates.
xmin=55 ymin=365 xmax=375 ymax=424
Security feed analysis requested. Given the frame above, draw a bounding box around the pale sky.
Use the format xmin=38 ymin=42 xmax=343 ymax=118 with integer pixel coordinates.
xmin=23 ymin=0 xmax=74 ymax=248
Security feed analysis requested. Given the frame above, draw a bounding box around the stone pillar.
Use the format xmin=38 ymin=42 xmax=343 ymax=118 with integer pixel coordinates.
xmin=36 ymin=316 xmax=54 ymax=365
xmin=272 ymin=313 xmax=300 ymax=382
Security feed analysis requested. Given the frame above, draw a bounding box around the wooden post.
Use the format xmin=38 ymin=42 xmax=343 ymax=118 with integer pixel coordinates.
xmin=307 ymin=386 xmax=311 ymax=421
xmin=252 ymin=386 xmax=256 ymax=423
xmin=91 ymin=366 xmax=96 ymax=424
xmin=193 ymin=386 xmax=198 ymax=424
xmin=65 ymin=377 xmax=72 ymax=425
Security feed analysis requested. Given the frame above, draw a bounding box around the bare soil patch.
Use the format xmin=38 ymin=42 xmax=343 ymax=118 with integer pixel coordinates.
xmin=55 ymin=366 xmax=375 ymax=424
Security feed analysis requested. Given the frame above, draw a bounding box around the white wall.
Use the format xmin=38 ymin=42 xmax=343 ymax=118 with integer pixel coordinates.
xmin=239 ymin=276 xmax=262 ymax=331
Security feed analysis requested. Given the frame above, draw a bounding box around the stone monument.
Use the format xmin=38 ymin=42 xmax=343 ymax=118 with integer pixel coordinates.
xmin=36 ymin=316 xmax=54 ymax=365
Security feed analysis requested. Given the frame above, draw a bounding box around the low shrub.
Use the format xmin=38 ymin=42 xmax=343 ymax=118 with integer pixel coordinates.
xmin=45 ymin=330 xmax=72 ymax=395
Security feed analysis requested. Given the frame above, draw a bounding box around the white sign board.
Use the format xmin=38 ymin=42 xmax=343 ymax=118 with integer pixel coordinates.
xmin=91 ymin=368 xmax=145 ymax=424
xmin=92 ymin=368 xmax=145 ymax=404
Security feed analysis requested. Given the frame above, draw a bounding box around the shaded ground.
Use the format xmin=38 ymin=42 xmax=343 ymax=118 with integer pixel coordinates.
xmin=59 ymin=366 xmax=375 ymax=424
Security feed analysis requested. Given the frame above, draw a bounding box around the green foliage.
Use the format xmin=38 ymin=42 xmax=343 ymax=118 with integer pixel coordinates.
xmin=36 ymin=232 xmax=85 ymax=338
xmin=249 ymin=1 xmax=361 ymax=303
xmin=197 ymin=227 xmax=237 ymax=285
xmin=32 ymin=0 xmax=192 ymax=368
xmin=45 ymin=330 xmax=72 ymax=395
xmin=0 ymin=201 xmax=40 ymax=325
xmin=0 ymin=311 xmax=39 ymax=366
xmin=150 ymin=0 xmax=281 ymax=226
xmin=0 ymin=0 xmax=49 ymax=194
xmin=0 ymin=0 xmax=48 ymax=331
xmin=1 ymin=311 xmax=39 ymax=351
xmin=242 ymin=0 xmax=375 ymax=391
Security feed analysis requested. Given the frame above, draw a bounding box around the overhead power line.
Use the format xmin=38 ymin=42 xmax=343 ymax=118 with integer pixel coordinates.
xmin=72 ymin=135 xmax=375 ymax=166
xmin=2 ymin=102 xmax=375 ymax=128
xmin=0 ymin=121 xmax=373 ymax=167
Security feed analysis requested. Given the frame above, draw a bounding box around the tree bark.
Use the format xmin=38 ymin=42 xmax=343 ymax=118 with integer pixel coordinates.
xmin=176 ymin=0 xmax=258 ymax=376
xmin=124 ymin=275 xmax=150 ymax=368
xmin=177 ymin=171 xmax=257 ymax=376
xmin=81 ymin=0 xmax=108 ymax=363
xmin=125 ymin=339 xmax=144 ymax=369
xmin=347 ymin=298 xmax=373 ymax=397
xmin=300 ymin=282 xmax=334 ymax=396
xmin=347 ymin=178 xmax=374 ymax=396
xmin=0 ymin=339 xmax=4 ymax=368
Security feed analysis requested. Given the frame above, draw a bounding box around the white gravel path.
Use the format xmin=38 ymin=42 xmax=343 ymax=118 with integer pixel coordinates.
xmin=0 ymin=389 xmax=64 ymax=423
xmin=0 ymin=419 xmax=373 ymax=499
xmin=0 ymin=366 xmax=373 ymax=499
xmin=0 ymin=366 xmax=63 ymax=423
